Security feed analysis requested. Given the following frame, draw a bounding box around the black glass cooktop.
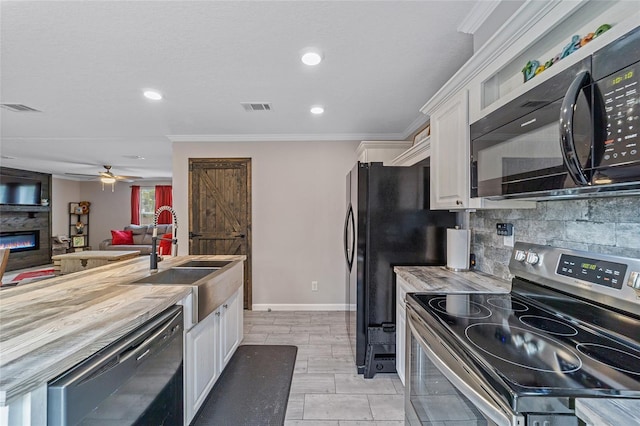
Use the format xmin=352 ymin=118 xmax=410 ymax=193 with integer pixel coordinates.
xmin=409 ymin=291 xmax=640 ymax=398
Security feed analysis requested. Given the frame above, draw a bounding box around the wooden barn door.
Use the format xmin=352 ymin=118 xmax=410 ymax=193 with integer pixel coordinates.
xmin=189 ymin=158 xmax=252 ymax=309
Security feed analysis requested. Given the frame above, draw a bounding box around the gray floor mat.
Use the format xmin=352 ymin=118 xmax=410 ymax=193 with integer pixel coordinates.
xmin=192 ymin=345 xmax=298 ymax=426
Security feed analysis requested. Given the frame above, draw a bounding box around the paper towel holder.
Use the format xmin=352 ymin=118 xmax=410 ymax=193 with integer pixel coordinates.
xmin=446 ymin=226 xmax=471 ymax=272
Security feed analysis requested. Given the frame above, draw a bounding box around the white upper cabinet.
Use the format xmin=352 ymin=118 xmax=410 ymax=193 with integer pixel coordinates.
xmin=414 ymin=1 xmax=640 ymax=210
xmin=430 ymin=90 xmax=470 ymax=210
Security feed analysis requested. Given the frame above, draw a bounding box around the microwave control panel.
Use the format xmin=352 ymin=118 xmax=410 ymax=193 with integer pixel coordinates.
xmin=600 ymin=62 xmax=639 ymax=167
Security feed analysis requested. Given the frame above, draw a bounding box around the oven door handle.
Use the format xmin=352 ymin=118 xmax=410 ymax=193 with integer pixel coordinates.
xmin=407 ymin=305 xmax=522 ymax=426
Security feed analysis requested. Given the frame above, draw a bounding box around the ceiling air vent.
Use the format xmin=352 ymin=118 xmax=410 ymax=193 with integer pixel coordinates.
xmin=240 ymin=102 xmax=272 ymax=112
xmin=1 ymin=104 xmax=41 ymax=112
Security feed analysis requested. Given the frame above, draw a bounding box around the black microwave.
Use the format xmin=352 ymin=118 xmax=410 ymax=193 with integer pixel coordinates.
xmin=471 ymin=26 xmax=640 ymax=200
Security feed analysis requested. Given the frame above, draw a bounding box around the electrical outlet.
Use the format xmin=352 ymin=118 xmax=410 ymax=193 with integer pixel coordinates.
xmin=504 ymin=234 xmax=515 ymax=247
xmin=311 ymin=281 xmax=318 ymax=291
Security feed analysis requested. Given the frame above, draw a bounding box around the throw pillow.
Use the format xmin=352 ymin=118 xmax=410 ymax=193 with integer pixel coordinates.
xmin=111 ymin=230 xmax=134 ymax=245
xmin=159 ymin=233 xmax=173 ymax=255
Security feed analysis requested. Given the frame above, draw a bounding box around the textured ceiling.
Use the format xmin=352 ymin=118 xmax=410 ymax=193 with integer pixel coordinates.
xmin=0 ymin=1 xmax=475 ymax=180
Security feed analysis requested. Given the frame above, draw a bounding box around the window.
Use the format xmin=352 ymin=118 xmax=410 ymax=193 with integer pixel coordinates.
xmin=140 ymin=187 xmax=155 ymax=225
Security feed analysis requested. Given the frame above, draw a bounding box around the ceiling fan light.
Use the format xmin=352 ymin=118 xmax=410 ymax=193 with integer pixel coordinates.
xmin=100 ymin=177 xmax=116 ymax=184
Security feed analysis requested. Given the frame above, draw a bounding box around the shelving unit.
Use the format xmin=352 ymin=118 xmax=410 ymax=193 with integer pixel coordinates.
xmin=69 ymin=202 xmax=90 ymax=251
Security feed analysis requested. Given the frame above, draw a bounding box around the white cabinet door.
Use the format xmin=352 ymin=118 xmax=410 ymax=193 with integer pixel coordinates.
xmin=430 ymin=90 xmax=470 ymax=210
xmin=185 ymin=308 xmax=220 ymax=424
xmin=396 ymin=276 xmax=409 ymax=386
xmin=183 ymin=262 xmax=245 ymax=425
xmin=397 ymin=308 xmax=406 ymax=386
xmin=219 ymin=287 xmax=243 ymax=369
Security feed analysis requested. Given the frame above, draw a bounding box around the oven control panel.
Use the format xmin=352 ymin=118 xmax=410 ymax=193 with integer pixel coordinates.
xmin=510 ymin=243 xmax=640 ymax=315
xmin=556 ymin=254 xmax=627 ymax=289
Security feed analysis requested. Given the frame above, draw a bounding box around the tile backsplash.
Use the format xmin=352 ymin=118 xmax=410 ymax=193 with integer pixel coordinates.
xmin=469 ymin=195 xmax=640 ymax=280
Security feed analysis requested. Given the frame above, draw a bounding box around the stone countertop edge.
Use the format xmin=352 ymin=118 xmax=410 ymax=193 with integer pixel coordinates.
xmin=575 ymin=398 xmax=640 ymax=426
xmin=394 ymin=266 xmax=511 ymax=293
xmin=0 ymin=254 xmax=246 ymax=406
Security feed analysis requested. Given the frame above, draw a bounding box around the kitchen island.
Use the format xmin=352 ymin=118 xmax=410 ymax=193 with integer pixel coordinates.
xmin=0 ymin=254 xmax=244 ymax=425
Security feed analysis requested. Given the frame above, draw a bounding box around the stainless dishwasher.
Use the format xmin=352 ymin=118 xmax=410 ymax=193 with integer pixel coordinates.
xmin=48 ymin=305 xmax=183 ymax=426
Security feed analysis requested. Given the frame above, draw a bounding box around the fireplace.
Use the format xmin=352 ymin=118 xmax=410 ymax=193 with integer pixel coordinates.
xmin=0 ymin=231 xmax=40 ymax=253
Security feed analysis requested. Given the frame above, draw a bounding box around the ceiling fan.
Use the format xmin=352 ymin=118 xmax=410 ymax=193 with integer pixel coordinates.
xmin=65 ymin=165 xmax=141 ymax=191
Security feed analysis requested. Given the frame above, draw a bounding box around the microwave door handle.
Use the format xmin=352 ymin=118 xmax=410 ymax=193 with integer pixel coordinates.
xmin=560 ymin=70 xmax=591 ymax=185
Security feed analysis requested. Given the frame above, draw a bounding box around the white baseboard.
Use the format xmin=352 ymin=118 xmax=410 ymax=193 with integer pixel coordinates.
xmin=251 ymin=304 xmax=349 ymax=311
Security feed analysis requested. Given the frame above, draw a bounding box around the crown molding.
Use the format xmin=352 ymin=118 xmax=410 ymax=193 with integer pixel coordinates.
xmin=167 ymin=132 xmax=405 ymax=143
xmin=356 ymin=140 xmax=413 ymax=157
xmin=401 ymin=113 xmax=431 ymax=140
xmin=457 ymin=0 xmax=501 ymax=34
xmin=391 ymin=138 xmax=431 ymax=167
xmin=420 ymin=0 xmax=584 ymax=115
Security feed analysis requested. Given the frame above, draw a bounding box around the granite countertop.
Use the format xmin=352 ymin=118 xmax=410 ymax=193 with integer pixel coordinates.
xmin=394 ymin=266 xmax=511 ymax=293
xmin=0 ymin=254 xmax=244 ymax=406
xmin=575 ymin=399 xmax=640 ymax=426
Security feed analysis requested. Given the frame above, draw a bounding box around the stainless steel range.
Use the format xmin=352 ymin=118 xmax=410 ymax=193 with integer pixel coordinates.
xmin=405 ymin=242 xmax=640 ymax=425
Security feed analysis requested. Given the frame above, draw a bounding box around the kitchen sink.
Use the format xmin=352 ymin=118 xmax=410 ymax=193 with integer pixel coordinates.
xmin=172 ymin=260 xmax=232 ymax=269
xmin=128 ymin=260 xmax=241 ymax=324
xmin=131 ymin=268 xmax=215 ymax=285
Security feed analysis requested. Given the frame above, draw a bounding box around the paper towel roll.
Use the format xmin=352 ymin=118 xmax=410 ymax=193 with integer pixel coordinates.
xmin=446 ymin=228 xmax=470 ymax=271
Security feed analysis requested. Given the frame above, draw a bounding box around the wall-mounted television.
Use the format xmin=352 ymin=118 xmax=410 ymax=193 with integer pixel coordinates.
xmin=0 ymin=174 xmax=42 ymax=205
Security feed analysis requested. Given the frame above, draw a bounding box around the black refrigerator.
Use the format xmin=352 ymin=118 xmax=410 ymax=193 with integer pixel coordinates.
xmin=343 ymin=161 xmax=456 ymax=378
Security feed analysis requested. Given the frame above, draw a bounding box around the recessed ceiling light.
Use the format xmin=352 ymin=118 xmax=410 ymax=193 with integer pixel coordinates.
xmin=310 ymin=106 xmax=324 ymax=115
xmin=143 ymin=90 xmax=163 ymax=100
xmin=301 ymin=50 xmax=323 ymax=66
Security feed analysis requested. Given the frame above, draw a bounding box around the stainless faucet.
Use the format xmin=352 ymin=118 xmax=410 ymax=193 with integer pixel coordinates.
xmin=150 ymin=205 xmax=178 ymax=271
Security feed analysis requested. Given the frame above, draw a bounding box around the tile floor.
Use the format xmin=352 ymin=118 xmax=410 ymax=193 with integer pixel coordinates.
xmin=243 ymin=310 xmax=405 ymax=426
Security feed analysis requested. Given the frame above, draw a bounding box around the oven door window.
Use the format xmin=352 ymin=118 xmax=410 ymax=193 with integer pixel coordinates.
xmin=407 ymin=333 xmax=492 ymax=425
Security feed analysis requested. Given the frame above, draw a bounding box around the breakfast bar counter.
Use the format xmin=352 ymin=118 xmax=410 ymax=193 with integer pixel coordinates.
xmin=52 ymin=249 xmax=141 ymax=274
xmin=0 ymin=254 xmax=244 ymax=412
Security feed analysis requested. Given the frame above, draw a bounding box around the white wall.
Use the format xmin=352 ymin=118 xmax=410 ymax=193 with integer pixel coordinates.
xmin=172 ymin=140 xmax=359 ymax=309
xmin=79 ymin=180 xmax=171 ymax=248
xmin=51 ymin=178 xmax=80 ymax=237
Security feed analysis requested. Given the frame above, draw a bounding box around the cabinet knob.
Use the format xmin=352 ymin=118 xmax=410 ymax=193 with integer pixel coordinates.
xmin=456 ymin=200 xmax=463 ymax=205
xmin=223 ymin=304 xmax=228 ymax=309
xmin=215 ymin=311 xmax=221 ymax=317
xmin=525 ymin=251 xmax=540 ymax=265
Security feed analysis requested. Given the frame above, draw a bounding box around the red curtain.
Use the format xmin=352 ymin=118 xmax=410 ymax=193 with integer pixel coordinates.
xmin=155 ymin=185 xmax=173 ymax=224
xmin=130 ymin=185 xmax=140 ymax=225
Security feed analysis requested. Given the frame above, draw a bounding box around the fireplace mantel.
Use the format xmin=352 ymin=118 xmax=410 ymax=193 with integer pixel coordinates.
xmin=0 ymin=205 xmax=51 ymax=213
xmin=0 ymin=167 xmax=52 ymax=271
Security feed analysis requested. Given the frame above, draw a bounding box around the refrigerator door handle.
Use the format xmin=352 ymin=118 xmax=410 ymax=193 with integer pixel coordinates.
xmin=344 ymin=204 xmax=355 ymax=270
